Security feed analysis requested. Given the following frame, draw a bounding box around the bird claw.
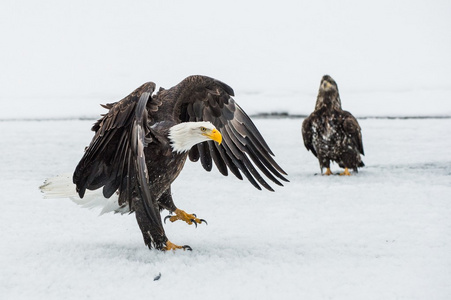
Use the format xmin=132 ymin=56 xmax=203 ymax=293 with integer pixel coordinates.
xmin=163 ymin=214 xmax=171 ymax=224
xmin=162 ymin=240 xmax=193 ymax=251
xmin=339 ymin=167 xmax=352 ymax=176
xmin=323 ymin=168 xmax=333 ymax=176
xmin=186 ymin=218 xmax=208 ymax=227
xmin=164 ymin=208 xmax=207 ymax=227
xmin=190 ymin=219 xmax=198 ymax=228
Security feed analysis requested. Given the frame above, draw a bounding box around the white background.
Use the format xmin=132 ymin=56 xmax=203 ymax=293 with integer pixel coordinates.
xmin=1 ymin=0 xmax=450 ymax=118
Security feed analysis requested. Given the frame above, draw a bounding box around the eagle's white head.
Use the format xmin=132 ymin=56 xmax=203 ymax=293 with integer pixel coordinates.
xmin=168 ymin=121 xmax=222 ymax=153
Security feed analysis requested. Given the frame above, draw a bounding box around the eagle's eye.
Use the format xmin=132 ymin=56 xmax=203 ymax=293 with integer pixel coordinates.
xmin=200 ymin=127 xmax=207 ymax=132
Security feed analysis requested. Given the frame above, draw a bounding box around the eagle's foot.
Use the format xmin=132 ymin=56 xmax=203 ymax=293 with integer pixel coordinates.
xmin=323 ymin=168 xmax=333 ymax=176
xmin=164 ymin=208 xmax=207 ymax=227
xmin=163 ymin=240 xmax=192 ymax=251
xmin=339 ymin=168 xmax=351 ymax=176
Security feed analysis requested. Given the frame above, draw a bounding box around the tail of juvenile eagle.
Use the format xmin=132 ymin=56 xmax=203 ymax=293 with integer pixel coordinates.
xmin=39 ymin=174 xmax=129 ymax=215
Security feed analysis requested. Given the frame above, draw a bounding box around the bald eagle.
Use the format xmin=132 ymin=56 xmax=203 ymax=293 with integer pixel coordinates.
xmin=301 ymin=75 xmax=364 ymax=175
xmin=41 ymin=75 xmax=288 ymax=251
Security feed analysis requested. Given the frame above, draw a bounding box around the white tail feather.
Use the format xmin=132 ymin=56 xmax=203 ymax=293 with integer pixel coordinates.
xmin=40 ymin=173 xmax=130 ymax=215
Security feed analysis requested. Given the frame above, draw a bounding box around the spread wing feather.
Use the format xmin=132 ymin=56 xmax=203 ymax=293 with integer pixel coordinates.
xmin=208 ymin=141 xmax=229 ymax=176
xmin=177 ymin=76 xmax=288 ymax=191
xmin=73 ymin=82 xmax=163 ymax=231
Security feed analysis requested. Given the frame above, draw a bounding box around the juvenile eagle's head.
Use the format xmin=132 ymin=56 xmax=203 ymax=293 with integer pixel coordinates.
xmin=315 ymin=75 xmax=342 ymax=110
xmin=319 ymin=75 xmax=339 ymax=93
xmin=168 ymin=121 xmax=222 ymax=153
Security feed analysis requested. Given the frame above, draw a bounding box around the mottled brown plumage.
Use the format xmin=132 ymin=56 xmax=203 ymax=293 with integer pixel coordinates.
xmin=73 ymin=75 xmax=288 ymax=250
xmin=302 ymin=75 xmax=364 ymax=175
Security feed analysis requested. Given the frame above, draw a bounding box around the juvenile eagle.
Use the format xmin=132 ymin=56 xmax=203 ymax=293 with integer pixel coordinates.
xmin=302 ymin=75 xmax=364 ymax=175
xmin=42 ymin=75 xmax=287 ymax=251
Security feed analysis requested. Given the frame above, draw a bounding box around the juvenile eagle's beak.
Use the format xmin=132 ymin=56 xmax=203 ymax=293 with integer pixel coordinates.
xmin=206 ymin=129 xmax=222 ymax=145
xmin=322 ymin=81 xmax=332 ymax=90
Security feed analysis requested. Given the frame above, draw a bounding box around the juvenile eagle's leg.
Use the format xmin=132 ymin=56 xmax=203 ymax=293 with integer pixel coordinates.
xmin=159 ymin=188 xmax=207 ymax=227
xmin=320 ymin=158 xmax=333 ymax=175
xmin=324 ymin=168 xmax=333 ymax=176
xmin=340 ymin=167 xmax=352 ymax=176
xmin=133 ymin=195 xmax=191 ymax=251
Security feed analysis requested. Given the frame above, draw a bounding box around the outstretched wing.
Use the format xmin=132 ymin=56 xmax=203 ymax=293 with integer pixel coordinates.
xmin=342 ymin=111 xmax=364 ymax=155
xmin=73 ymin=82 xmax=163 ymax=229
xmin=174 ymin=75 xmax=288 ymax=191
xmin=301 ymin=114 xmax=317 ymax=157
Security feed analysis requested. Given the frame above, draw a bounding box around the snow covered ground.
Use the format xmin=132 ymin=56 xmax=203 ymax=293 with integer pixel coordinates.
xmin=1 ymin=116 xmax=450 ymax=300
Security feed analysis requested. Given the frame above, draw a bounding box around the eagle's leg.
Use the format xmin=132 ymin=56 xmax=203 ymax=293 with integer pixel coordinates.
xmin=164 ymin=240 xmax=192 ymax=251
xmin=133 ymin=195 xmax=191 ymax=251
xmin=339 ymin=167 xmax=352 ymax=176
xmin=159 ymin=187 xmax=207 ymax=227
xmin=165 ymin=208 xmax=208 ymax=227
xmin=320 ymin=159 xmax=333 ymax=175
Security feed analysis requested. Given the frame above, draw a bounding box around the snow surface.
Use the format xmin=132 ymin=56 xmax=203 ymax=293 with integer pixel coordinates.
xmin=1 ymin=117 xmax=450 ymax=300
xmin=1 ymin=0 xmax=451 ymax=299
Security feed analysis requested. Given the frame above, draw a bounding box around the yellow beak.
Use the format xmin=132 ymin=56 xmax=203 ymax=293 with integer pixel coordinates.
xmin=206 ymin=129 xmax=222 ymax=145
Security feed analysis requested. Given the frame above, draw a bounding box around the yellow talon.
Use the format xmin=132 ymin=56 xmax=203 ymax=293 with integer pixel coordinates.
xmin=340 ymin=167 xmax=351 ymax=176
xmin=163 ymin=240 xmax=192 ymax=251
xmin=165 ymin=209 xmax=207 ymax=226
xmin=324 ymin=168 xmax=333 ymax=176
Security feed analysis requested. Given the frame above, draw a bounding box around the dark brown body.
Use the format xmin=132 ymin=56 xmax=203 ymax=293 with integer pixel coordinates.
xmin=302 ymin=75 xmax=364 ymax=173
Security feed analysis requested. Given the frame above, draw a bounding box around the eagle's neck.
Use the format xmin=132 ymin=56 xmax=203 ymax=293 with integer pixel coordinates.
xmin=315 ymin=92 xmax=342 ymax=111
